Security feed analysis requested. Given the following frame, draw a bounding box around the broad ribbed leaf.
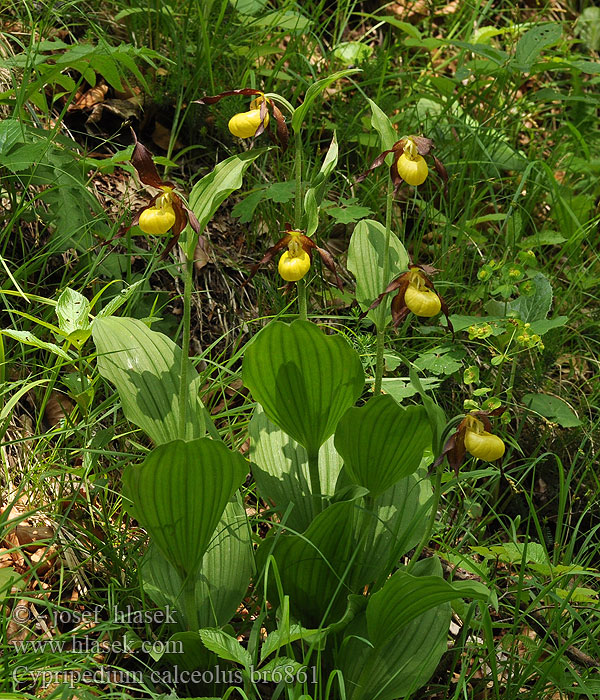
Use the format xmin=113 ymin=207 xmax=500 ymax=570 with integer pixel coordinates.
xmin=186 ymin=150 xmax=265 ymax=257
xmin=249 ymin=406 xmax=343 ymax=532
xmin=123 ymin=439 xmax=248 ymax=577
xmin=1 ymin=329 xmax=70 ymax=360
xmin=162 ymin=631 xmax=215 ymax=673
xmin=347 ymin=219 xmax=409 ymax=327
xmin=243 ymin=320 xmax=364 ymax=455
xmin=338 ymin=558 xmax=451 ymax=700
xmin=351 ymin=472 xmax=432 ymax=588
xmin=93 ymin=316 xmax=215 ymax=443
xmin=512 ymin=23 xmax=562 ymax=72
xmin=367 ymin=98 xmax=396 ymax=151
xmin=258 ymin=501 xmax=356 ymax=627
xmin=367 ymin=561 xmax=490 ymax=645
xmin=291 ymin=69 xmax=360 ymax=133
xmin=141 ymin=501 xmax=253 ymax=630
xmin=335 ymin=395 xmax=431 ymax=497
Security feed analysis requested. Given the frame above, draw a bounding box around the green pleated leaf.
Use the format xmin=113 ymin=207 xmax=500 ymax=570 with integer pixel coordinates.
xmin=93 ymin=316 xmax=215 ymax=444
xmin=161 ymin=631 xmax=215 ymax=673
xmin=123 ymin=439 xmax=248 ymax=577
xmin=186 ymin=149 xmax=267 ymax=257
xmin=291 ymin=69 xmax=361 ymax=133
xmin=367 ymin=98 xmax=396 ymax=151
xmin=243 ymin=320 xmax=364 ymax=456
xmin=249 ymin=406 xmax=343 ymax=532
xmin=335 ymin=395 xmax=431 ymax=498
xmin=347 ymin=219 xmax=409 ymax=328
xmin=338 ymin=558 xmax=451 ymax=700
xmin=258 ymin=501 xmax=356 ymax=627
xmin=512 ymin=23 xmax=562 ymax=73
xmin=141 ymin=501 xmax=253 ymax=630
xmin=367 ymin=560 xmax=490 ymax=646
xmin=350 ymin=471 xmax=432 ymax=588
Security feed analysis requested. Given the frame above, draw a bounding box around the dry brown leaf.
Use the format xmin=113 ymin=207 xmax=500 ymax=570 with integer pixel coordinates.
xmin=44 ymin=391 xmax=74 ymax=428
xmin=437 ymin=0 xmax=459 ymax=15
xmin=152 ymin=121 xmax=180 ymax=151
xmin=30 ymin=545 xmax=57 ymax=576
xmin=15 ymin=525 xmax=55 ymax=552
xmin=390 ymin=0 xmax=428 ymax=20
xmin=194 ymin=237 xmax=212 ymax=272
xmin=7 ymin=599 xmax=32 ymax=643
xmin=69 ymin=83 xmax=108 ymax=111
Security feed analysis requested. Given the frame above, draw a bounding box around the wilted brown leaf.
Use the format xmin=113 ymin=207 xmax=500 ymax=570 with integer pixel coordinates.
xmin=152 ymin=120 xmax=181 ymax=151
xmin=44 ymin=391 xmax=74 ymax=428
xmin=69 ymin=83 xmax=108 ymax=111
xmin=194 ymin=237 xmax=212 ymax=272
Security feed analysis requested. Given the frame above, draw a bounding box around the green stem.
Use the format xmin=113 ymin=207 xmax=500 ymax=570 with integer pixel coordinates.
xmin=297 ymin=278 xmax=307 ymax=320
xmin=506 ymin=358 xmax=517 ymax=404
xmin=308 ymin=450 xmax=321 ymax=513
xmin=178 ymin=255 xmax=194 ymax=439
xmin=293 ymin=129 xmax=307 ymax=320
xmin=406 ymin=462 xmax=443 ymax=573
xmin=373 ymin=176 xmax=395 ymax=395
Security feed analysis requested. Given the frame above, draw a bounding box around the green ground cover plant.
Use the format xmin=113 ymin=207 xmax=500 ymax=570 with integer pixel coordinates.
xmin=1 ymin=1 xmax=600 ymax=699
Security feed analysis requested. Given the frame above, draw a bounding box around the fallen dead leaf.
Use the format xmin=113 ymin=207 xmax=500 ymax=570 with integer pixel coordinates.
xmin=69 ymin=83 xmax=108 ymax=111
xmin=44 ymin=391 xmax=74 ymax=428
xmin=194 ymin=237 xmax=212 ymax=272
xmin=152 ymin=120 xmax=181 ymax=151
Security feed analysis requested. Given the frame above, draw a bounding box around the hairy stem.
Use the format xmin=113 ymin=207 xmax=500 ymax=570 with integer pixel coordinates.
xmin=178 ymin=255 xmax=194 ymax=439
xmin=373 ymin=175 xmax=395 ymax=394
xmin=294 ymin=129 xmax=307 ymax=320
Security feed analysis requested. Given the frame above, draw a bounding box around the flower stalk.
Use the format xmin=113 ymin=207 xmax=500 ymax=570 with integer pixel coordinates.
xmin=373 ymin=174 xmax=395 ymax=395
xmin=294 ymin=129 xmax=307 ymax=321
xmin=177 ymin=255 xmax=194 ymax=439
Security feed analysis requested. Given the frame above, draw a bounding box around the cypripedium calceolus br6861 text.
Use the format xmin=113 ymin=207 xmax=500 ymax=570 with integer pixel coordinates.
xmin=356 ymin=135 xmax=447 ymax=193
xmin=364 ymin=265 xmax=453 ymax=333
xmin=114 ymin=132 xmax=202 ymax=259
xmin=245 ymin=228 xmax=343 ymax=289
xmin=195 ymin=88 xmax=288 ymax=149
xmin=434 ymin=409 xmax=506 ymax=474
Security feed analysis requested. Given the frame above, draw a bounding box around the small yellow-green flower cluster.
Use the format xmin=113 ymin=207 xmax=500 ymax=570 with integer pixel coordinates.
xmin=468 ymin=322 xmax=495 ymax=340
xmin=515 ymin=322 xmax=544 ymax=350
